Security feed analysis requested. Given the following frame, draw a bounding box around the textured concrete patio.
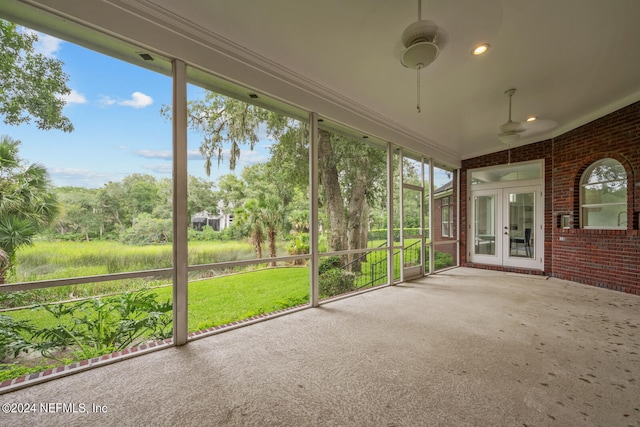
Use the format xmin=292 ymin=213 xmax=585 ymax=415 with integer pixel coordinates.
xmin=2 ymin=267 xmax=639 ymax=426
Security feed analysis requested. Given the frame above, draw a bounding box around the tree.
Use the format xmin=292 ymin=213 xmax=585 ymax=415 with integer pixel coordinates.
xmin=161 ymin=93 xmax=267 ymax=175
xmin=269 ymin=120 xmax=387 ymax=260
xmin=121 ymin=174 xmax=161 ymax=218
xmin=0 ymin=136 xmax=58 ymax=283
xmin=0 ymin=20 xmax=73 ymax=132
xmin=187 ymin=176 xmax=219 ymax=219
xmin=54 ymin=187 xmax=102 ymax=240
xmin=261 ymin=196 xmax=285 ymax=265
xmin=98 ymin=181 xmax=128 ymax=231
xmin=180 ymin=91 xmax=388 ymax=267
xmin=238 ymin=198 xmax=265 ymax=259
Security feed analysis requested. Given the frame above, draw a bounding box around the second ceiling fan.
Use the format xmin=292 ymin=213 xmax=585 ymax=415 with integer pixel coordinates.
xmin=498 ymin=88 xmax=557 ymax=144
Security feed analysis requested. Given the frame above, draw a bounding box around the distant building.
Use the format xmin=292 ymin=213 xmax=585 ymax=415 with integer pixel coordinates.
xmin=191 ymin=202 xmax=234 ymax=231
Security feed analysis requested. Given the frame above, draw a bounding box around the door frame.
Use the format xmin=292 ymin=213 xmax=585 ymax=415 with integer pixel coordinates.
xmin=468 ymin=166 xmax=544 ymax=270
xmin=401 ymin=183 xmax=425 ymax=280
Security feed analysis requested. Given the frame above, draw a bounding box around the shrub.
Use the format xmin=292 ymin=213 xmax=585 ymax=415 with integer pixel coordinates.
xmin=121 ymin=214 xmax=172 ymax=245
xmin=287 ymin=233 xmax=309 ymax=258
xmin=318 ymin=256 xmax=341 ymax=274
xmin=319 ymin=268 xmax=355 ymax=298
xmin=31 ymin=290 xmax=172 ymax=362
xmin=0 ymin=315 xmax=34 ymax=361
xmin=188 ymin=225 xmax=225 ymax=242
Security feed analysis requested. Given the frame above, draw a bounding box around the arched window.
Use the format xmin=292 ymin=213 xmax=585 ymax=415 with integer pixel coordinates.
xmin=580 ymin=158 xmax=627 ymax=229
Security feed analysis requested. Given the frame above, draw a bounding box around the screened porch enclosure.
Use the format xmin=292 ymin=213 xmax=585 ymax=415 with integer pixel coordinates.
xmin=0 ymin=17 xmax=460 ymax=390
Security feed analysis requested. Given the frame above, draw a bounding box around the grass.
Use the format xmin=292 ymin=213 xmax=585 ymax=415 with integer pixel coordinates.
xmin=183 ymin=267 xmax=309 ymax=330
xmin=6 ymin=267 xmax=310 ymax=333
xmin=5 ymin=240 xmax=285 ymax=306
xmin=14 ymin=240 xmax=261 ymax=282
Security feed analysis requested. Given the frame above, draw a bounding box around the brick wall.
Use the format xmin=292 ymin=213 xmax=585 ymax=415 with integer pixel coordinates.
xmin=460 ymin=101 xmax=640 ymax=293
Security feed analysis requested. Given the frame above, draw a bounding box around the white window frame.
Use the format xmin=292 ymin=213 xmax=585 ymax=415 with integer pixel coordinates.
xmin=580 ymin=158 xmax=627 ymax=230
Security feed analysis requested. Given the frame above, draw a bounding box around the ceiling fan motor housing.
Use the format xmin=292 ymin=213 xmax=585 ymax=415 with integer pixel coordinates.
xmin=401 ymin=20 xmax=439 ymax=69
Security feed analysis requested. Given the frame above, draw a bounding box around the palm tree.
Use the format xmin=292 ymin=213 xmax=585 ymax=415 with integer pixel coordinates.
xmin=0 ymin=136 xmax=58 ymax=283
xmin=261 ymin=196 xmax=285 ymax=267
xmin=239 ymin=198 xmax=265 ymax=259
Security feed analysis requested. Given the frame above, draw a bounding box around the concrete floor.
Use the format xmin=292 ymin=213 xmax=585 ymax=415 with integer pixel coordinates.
xmin=2 ymin=267 xmax=639 ymax=426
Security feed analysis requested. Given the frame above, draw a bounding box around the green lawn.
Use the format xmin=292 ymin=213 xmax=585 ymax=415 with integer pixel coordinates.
xmin=1 ymin=267 xmax=309 ymax=382
xmin=181 ymin=267 xmax=308 ymax=331
xmin=7 ymin=267 xmax=310 ymax=333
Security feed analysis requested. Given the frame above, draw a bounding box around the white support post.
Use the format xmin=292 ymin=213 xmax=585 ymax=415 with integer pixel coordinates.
xmin=398 ymin=149 xmax=405 ymax=283
xmin=309 ymin=112 xmax=319 ymax=307
xmin=428 ymin=158 xmax=435 ymax=274
xmin=387 ymin=143 xmax=394 ymax=285
xmin=456 ymin=168 xmax=461 ymax=267
xmin=421 ymin=158 xmax=426 ymax=277
xmin=172 ymin=59 xmax=189 ymax=345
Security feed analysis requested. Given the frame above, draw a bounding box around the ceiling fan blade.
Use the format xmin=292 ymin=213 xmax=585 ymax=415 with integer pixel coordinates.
xmin=520 ymin=119 xmax=558 ymax=137
xmin=499 ymin=119 xmax=525 ymax=135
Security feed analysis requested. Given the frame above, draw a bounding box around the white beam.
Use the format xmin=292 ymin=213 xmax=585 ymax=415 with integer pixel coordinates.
xmin=309 ymin=112 xmax=319 ymax=307
xmin=172 ymin=59 xmax=188 ymax=345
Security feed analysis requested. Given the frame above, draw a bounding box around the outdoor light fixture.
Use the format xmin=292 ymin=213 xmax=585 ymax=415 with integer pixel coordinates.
xmin=472 ymin=43 xmax=490 ymax=56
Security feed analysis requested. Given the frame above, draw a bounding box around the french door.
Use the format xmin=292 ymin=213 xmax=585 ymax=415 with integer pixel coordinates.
xmin=470 ymin=185 xmax=542 ymax=269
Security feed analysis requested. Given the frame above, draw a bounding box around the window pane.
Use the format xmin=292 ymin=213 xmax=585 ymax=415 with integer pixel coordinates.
xmin=580 ymin=158 xmax=627 ymax=229
xmin=584 ymin=158 xmax=627 ymax=184
xmin=583 ymin=181 xmax=627 ymax=204
xmin=471 ymin=162 xmax=541 ymax=184
xmin=583 ymin=205 xmax=627 ymax=228
xmin=403 ymin=155 xmax=422 ymax=187
xmin=1 ymin=20 xmax=174 ymax=381
xmin=316 ymin=130 xmax=387 ymax=254
xmin=433 ymin=165 xmax=456 ymax=244
xmin=474 ymin=195 xmax=495 ymax=255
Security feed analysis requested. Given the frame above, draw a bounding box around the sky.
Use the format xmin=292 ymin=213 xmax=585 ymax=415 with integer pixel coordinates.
xmin=1 ymin=28 xmax=272 ymax=188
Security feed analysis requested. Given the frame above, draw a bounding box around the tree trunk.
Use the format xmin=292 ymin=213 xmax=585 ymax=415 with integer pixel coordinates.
xmin=318 ymin=129 xmax=346 ymax=253
xmin=347 ymin=168 xmax=369 ymax=271
xmin=268 ymin=227 xmax=277 ymax=267
xmin=0 ymin=248 xmax=9 ymax=285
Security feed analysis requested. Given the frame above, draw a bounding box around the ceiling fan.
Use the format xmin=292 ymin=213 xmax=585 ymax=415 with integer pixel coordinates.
xmin=399 ymin=0 xmax=445 ymax=113
xmin=498 ymin=88 xmax=557 ymax=144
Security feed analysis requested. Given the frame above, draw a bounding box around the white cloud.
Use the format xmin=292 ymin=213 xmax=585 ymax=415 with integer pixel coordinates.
xmin=35 ymin=34 xmax=62 ymax=57
xmin=119 ymin=92 xmax=153 ymax=109
xmin=188 ymin=150 xmax=202 ymax=160
xmin=21 ymin=28 xmax=62 ymax=57
xmin=61 ymin=89 xmax=87 ymax=105
xmin=136 ymin=149 xmax=172 ymax=159
xmin=142 ymin=164 xmax=172 ymax=174
xmin=48 ymin=167 xmax=113 ymax=188
xmin=98 ymin=95 xmax=117 ymax=107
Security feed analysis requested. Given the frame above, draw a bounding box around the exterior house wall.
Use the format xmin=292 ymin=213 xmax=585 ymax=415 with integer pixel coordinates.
xmin=432 ymin=181 xmax=458 ymax=261
xmin=460 ymin=101 xmax=640 ymax=293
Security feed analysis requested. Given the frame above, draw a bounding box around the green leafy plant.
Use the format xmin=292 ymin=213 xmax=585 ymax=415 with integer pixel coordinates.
xmin=0 ymin=314 xmax=35 ymax=360
xmin=31 ymin=291 xmax=172 ymax=361
xmin=318 ymin=256 xmax=341 ymax=275
xmin=319 ymin=268 xmax=356 ymax=299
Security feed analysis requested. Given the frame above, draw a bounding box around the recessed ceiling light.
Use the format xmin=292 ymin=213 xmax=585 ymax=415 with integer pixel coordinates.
xmin=526 ymin=116 xmax=537 ymax=122
xmin=472 ymin=43 xmax=490 ymax=56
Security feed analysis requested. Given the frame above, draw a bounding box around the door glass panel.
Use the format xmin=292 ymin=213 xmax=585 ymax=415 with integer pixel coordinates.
xmin=507 ymin=192 xmax=535 ymax=258
xmin=474 ymin=195 xmax=496 ymax=255
xmin=403 ymin=187 xmax=422 ymax=272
